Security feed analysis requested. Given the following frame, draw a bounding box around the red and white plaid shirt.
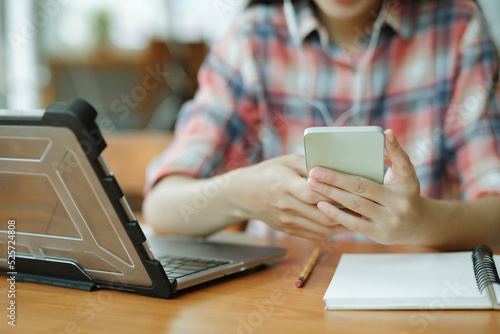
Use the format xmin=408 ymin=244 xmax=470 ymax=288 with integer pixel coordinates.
xmin=146 ymin=0 xmax=500 ymax=207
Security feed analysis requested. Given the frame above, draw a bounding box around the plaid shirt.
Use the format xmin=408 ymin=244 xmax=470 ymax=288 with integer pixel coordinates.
xmin=146 ymin=0 xmax=500 ymax=203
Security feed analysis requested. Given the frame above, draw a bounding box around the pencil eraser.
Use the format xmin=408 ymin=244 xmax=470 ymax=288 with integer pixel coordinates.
xmin=295 ymin=279 xmax=304 ymax=288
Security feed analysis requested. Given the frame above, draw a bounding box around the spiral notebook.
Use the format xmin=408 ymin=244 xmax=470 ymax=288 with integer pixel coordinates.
xmin=324 ymin=246 xmax=500 ymax=310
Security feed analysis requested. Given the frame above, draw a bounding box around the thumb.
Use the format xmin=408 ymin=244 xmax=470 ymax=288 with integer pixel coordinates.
xmin=384 ymin=129 xmax=416 ymax=180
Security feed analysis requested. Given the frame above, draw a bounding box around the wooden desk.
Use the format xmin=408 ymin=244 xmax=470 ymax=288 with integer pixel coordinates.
xmin=1 ymin=237 xmax=498 ymax=334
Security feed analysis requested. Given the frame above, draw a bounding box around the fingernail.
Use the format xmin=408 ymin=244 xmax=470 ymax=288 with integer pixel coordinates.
xmin=317 ymin=201 xmax=330 ymax=214
xmin=308 ymin=178 xmax=322 ymax=190
xmin=385 ymin=130 xmax=395 ymax=144
xmin=310 ymin=168 xmax=326 ymax=180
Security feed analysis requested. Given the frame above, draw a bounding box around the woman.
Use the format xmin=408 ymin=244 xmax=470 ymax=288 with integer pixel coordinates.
xmin=143 ymin=0 xmax=500 ymax=250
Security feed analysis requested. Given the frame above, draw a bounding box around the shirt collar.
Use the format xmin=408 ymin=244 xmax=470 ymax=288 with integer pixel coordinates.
xmin=293 ymin=0 xmax=416 ymax=47
xmin=294 ymin=1 xmax=328 ymax=46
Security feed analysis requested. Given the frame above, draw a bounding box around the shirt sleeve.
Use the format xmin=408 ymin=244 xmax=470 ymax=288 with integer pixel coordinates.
xmin=444 ymin=6 xmax=500 ymax=200
xmin=144 ymin=15 xmax=265 ymax=194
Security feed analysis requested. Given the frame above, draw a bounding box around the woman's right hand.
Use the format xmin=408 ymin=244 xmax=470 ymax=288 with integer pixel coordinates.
xmin=230 ymin=154 xmax=352 ymax=240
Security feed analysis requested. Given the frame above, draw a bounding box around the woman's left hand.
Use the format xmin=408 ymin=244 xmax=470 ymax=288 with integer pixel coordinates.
xmin=306 ymin=129 xmax=426 ymax=244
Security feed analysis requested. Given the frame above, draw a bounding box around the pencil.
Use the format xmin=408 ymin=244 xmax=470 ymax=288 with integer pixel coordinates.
xmin=295 ymin=247 xmax=321 ymax=288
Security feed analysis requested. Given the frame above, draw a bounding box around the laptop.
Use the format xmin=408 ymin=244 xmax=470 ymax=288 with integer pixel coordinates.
xmin=0 ymin=99 xmax=287 ymax=298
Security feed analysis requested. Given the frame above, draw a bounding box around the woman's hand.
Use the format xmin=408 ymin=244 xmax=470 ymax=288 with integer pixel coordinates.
xmin=306 ymin=129 xmax=426 ymax=244
xmin=233 ymin=154 xmax=352 ymax=240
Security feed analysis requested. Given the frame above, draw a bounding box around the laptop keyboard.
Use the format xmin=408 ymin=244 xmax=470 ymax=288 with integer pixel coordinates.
xmin=158 ymin=255 xmax=230 ymax=281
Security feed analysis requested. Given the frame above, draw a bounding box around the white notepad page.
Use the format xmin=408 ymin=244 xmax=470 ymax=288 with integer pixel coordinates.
xmin=324 ymin=252 xmax=500 ymax=310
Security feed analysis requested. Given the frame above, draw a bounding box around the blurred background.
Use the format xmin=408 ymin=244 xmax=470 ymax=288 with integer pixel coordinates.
xmin=0 ymin=0 xmax=246 ymax=213
xmin=0 ymin=0 xmax=247 ymax=130
xmin=0 ymin=0 xmax=499 ymax=214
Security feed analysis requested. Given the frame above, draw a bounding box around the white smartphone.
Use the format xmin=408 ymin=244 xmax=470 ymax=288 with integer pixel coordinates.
xmin=304 ymin=126 xmax=385 ymax=184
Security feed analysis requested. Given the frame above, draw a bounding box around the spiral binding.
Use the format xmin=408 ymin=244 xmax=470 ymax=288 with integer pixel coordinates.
xmin=472 ymin=245 xmax=500 ymax=293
